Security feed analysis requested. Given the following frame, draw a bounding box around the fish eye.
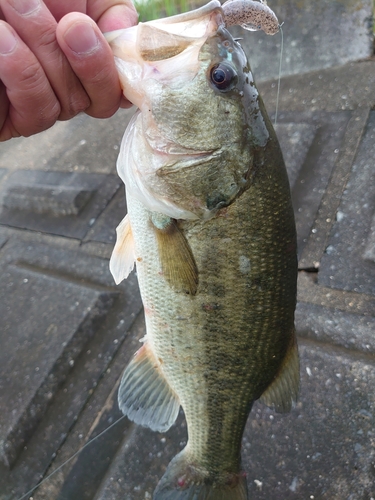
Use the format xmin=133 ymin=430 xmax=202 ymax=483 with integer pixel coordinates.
xmin=210 ymin=63 xmax=237 ymax=91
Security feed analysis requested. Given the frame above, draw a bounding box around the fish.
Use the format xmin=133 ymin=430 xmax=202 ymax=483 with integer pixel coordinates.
xmin=106 ymin=1 xmax=299 ymax=499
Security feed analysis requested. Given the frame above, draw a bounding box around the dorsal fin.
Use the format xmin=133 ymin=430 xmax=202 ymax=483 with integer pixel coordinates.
xmin=151 ymin=213 xmax=198 ymax=295
xmin=118 ymin=343 xmax=180 ymax=432
xmin=109 ymin=214 xmax=135 ymax=285
xmin=260 ymin=335 xmax=299 ymax=413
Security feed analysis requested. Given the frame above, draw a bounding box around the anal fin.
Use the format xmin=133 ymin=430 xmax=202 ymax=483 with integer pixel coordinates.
xmin=151 ymin=213 xmax=198 ymax=295
xmin=118 ymin=342 xmax=180 ymax=432
xmin=260 ymin=334 xmax=299 ymax=413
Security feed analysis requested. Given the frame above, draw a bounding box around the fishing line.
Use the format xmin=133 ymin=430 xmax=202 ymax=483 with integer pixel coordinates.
xmin=274 ymin=22 xmax=284 ymax=127
xmin=16 ymin=414 xmax=127 ymax=500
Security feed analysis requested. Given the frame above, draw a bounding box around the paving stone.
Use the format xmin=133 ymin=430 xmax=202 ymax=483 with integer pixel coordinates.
xmin=0 ymin=109 xmax=134 ymax=175
xmin=258 ymin=60 xmax=375 ymax=115
xmin=0 ymin=170 xmax=120 ymax=239
xmin=0 ymin=233 xmax=7 ymax=249
xmin=274 ymin=122 xmax=316 ymax=189
xmin=0 ymin=255 xmax=117 ymax=468
xmin=4 ymin=184 xmax=94 ymax=216
xmin=0 ymin=238 xmax=115 ymax=287
xmin=364 ymin=212 xmax=375 ymax=261
xmin=0 ymin=239 xmax=142 ymax=498
xmin=233 ymin=0 xmax=374 ymax=81
xmin=296 ymin=301 xmax=375 ymax=354
xmin=87 ymin=343 xmax=375 ymax=500
xmin=84 ymin=189 xmax=127 ymax=245
xmin=274 ymin=111 xmax=350 ymax=256
xmin=242 ymin=343 xmax=375 ymax=500
xmin=31 ymin=310 xmax=146 ymax=500
xmin=318 ymin=110 xmax=375 ymax=295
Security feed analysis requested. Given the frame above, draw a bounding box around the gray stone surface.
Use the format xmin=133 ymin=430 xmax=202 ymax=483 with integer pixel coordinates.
xmin=319 ymin=110 xmax=375 ymax=295
xmin=274 ymin=122 xmax=316 ymax=189
xmin=0 ymin=264 xmax=115 ymax=468
xmin=0 ymin=235 xmax=142 ymax=498
xmin=0 ymin=109 xmax=134 ymax=175
xmin=232 ymin=0 xmax=374 ymax=81
xmin=4 ymin=184 xmax=93 ymax=216
xmin=84 ymin=189 xmax=127 ymax=245
xmin=0 ymin=170 xmax=120 ymax=239
xmin=91 ymin=343 xmax=375 ymax=500
xmin=32 ymin=312 xmax=146 ymax=500
xmin=273 ymin=110 xmax=350 ymax=256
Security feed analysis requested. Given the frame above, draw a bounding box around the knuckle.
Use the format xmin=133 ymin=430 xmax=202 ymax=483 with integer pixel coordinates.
xmin=18 ymin=59 xmax=46 ymax=92
xmin=23 ymin=98 xmax=61 ymax=136
xmin=43 ymin=99 xmax=61 ymax=124
xmin=34 ymin=24 xmax=59 ymax=52
xmin=60 ymin=90 xmax=91 ymax=120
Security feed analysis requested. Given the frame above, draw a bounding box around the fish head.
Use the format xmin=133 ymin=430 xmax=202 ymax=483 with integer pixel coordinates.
xmin=107 ymin=1 xmax=270 ymax=219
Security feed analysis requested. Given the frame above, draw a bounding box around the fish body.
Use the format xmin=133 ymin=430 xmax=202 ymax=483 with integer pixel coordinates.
xmin=108 ymin=2 xmax=298 ymax=499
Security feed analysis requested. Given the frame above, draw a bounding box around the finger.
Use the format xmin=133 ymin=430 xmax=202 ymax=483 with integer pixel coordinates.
xmin=1 ymin=0 xmax=90 ymax=120
xmin=0 ymin=81 xmax=10 ymax=134
xmin=0 ymin=21 xmax=60 ymax=140
xmin=87 ymin=0 xmax=138 ymax=31
xmin=42 ymin=0 xmax=86 ymax=22
xmin=57 ymin=13 xmax=125 ymax=118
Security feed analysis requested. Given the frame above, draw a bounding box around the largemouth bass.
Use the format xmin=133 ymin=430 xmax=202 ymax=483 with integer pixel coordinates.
xmin=107 ymin=2 xmax=299 ymax=498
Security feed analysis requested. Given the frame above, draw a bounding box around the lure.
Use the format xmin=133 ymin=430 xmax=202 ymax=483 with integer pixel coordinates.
xmin=222 ymin=0 xmax=279 ymax=35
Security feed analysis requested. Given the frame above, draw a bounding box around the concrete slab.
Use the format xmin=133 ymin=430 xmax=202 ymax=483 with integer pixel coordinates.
xmin=319 ymin=110 xmax=375 ymax=295
xmin=90 ymin=343 xmax=375 ymax=500
xmin=0 ymin=170 xmax=120 ymax=239
xmin=274 ymin=110 xmax=350 ymax=255
xmin=0 ymin=240 xmax=117 ymax=468
xmin=84 ymin=189 xmax=127 ymax=245
xmin=32 ymin=311 xmax=146 ymax=500
xmin=274 ymin=122 xmax=316 ymax=189
xmin=0 ymin=108 xmax=134 ymax=175
xmin=0 ymin=239 xmax=142 ymax=499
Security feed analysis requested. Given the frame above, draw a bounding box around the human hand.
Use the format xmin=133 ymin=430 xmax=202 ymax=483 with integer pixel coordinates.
xmin=0 ymin=0 xmax=138 ymax=141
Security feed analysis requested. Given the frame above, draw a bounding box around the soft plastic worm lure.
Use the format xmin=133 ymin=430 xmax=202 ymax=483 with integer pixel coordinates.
xmin=222 ymin=0 xmax=279 ymax=35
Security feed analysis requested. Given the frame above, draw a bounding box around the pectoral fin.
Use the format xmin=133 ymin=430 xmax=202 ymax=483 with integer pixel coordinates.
xmin=260 ymin=335 xmax=299 ymax=413
xmin=109 ymin=214 xmax=135 ymax=285
xmin=151 ymin=213 xmax=198 ymax=295
xmin=118 ymin=343 xmax=180 ymax=432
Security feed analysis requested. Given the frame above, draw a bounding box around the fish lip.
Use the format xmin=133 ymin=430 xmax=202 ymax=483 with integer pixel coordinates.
xmin=145 ymin=132 xmax=219 ymax=161
xmin=155 ymin=149 xmax=220 ymax=172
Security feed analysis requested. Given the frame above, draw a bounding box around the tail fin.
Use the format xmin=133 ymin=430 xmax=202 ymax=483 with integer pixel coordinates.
xmin=153 ymin=449 xmax=248 ymax=500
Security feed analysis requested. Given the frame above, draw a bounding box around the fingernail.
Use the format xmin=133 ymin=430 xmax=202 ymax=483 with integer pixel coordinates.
xmin=64 ymin=22 xmax=99 ymax=55
xmin=11 ymin=0 xmax=41 ymax=16
xmin=0 ymin=24 xmax=17 ymax=54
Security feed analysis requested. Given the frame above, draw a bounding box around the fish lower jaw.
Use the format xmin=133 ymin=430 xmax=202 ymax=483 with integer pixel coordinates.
xmin=151 ymin=146 xmax=219 ymax=163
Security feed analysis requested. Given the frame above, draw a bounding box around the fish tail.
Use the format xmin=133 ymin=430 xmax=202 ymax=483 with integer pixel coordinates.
xmin=153 ymin=449 xmax=248 ymax=500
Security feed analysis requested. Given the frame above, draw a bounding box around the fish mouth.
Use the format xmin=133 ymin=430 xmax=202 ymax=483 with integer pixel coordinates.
xmin=105 ymin=1 xmax=225 ymax=108
xmin=157 ymin=150 xmax=219 ymax=176
xmin=144 ymin=119 xmax=219 ymax=160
